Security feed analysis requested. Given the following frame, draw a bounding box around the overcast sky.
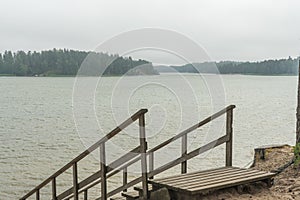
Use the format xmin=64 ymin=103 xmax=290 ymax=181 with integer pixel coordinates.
xmin=1 ymin=0 xmax=300 ymax=64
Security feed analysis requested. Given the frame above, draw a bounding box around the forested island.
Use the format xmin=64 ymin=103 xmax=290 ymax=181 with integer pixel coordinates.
xmin=156 ymin=57 xmax=299 ymax=75
xmin=0 ymin=49 xmax=158 ymax=76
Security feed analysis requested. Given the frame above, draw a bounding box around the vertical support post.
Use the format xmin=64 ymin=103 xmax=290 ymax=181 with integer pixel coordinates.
xmin=100 ymin=143 xmax=107 ymax=200
xmin=83 ymin=190 xmax=88 ymax=200
xmin=226 ymin=108 xmax=233 ymax=167
xmin=181 ymin=134 xmax=187 ymax=174
xmin=73 ymin=163 xmax=79 ymax=200
xmin=36 ymin=189 xmax=40 ymax=200
xmin=296 ymin=59 xmax=300 ymax=144
xmin=139 ymin=114 xmax=148 ymax=200
xmin=149 ymin=152 xmax=154 ymax=179
xmin=52 ymin=177 xmax=57 ymax=200
xmin=123 ymin=167 xmax=128 ymax=192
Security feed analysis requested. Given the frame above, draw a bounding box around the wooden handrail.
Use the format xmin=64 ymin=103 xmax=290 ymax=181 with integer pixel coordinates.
xmin=21 ymin=105 xmax=235 ymax=200
xmin=107 ymin=105 xmax=236 ymax=173
xmin=148 ymin=135 xmax=229 ymax=178
xmin=102 ymin=105 xmax=234 ymax=199
xmin=107 ymin=105 xmax=235 ymax=183
xmin=149 ymin=105 xmax=235 ymax=153
xmin=20 ymin=109 xmax=148 ymax=200
xmin=106 ymin=105 xmax=235 ymax=199
xmin=148 ymin=105 xmax=235 ymax=179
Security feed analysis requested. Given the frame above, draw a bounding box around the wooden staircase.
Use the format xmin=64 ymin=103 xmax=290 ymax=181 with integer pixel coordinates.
xmin=20 ymin=105 xmax=276 ymax=200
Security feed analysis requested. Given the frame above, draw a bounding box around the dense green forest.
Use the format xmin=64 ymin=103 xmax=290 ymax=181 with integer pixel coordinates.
xmin=1 ymin=49 xmax=298 ymax=76
xmin=0 ymin=49 xmax=158 ymax=76
xmin=163 ymin=57 xmax=299 ymax=75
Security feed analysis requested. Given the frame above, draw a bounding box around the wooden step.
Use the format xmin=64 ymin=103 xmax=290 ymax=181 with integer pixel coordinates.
xmin=149 ymin=167 xmax=276 ymax=196
xmin=121 ymin=190 xmax=140 ymax=199
xmin=133 ymin=184 xmax=153 ymax=192
xmin=110 ymin=196 xmax=126 ymax=200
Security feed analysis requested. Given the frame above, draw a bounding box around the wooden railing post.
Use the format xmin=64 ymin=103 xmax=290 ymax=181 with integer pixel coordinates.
xmin=139 ymin=113 xmax=148 ymax=200
xmin=100 ymin=143 xmax=107 ymax=200
xmin=73 ymin=163 xmax=79 ymax=200
xmin=83 ymin=190 xmax=88 ymax=200
xmin=36 ymin=189 xmax=40 ymax=200
xmin=149 ymin=152 xmax=154 ymax=179
xmin=226 ymin=108 xmax=233 ymax=167
xmin=181 ymin=134 xmax=187 ymax=174
xmin=123 ymin=167 xmax=128 ymax=192
xmin=52 ymin=177 xmax=57 ymax=200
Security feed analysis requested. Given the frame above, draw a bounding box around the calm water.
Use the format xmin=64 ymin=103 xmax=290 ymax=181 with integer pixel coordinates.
xmin=0 ymin=74 xmax=297 ymax=199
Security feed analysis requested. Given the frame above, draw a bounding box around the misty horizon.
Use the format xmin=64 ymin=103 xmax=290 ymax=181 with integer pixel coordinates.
xmin=1 ymin=0 xmax=300 ymax=64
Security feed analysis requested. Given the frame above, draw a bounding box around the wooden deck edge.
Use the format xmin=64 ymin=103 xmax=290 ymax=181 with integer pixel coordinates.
xmin=149 ymin=167 xmax=276 ymax=196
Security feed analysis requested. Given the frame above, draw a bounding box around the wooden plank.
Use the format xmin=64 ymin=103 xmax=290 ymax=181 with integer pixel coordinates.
xmin=165 ymin=170 xmax=266 ymax=188
xmin=100 ymin=143 xmax=107 ymax=200
xmin=155 ymin=168 xmax=246 ymax=185
xmin=110 ymin=196 xmax=126 ymax=200
xmin=170 ymin=170 xmax=262 ymax=187
xmin=151 ymin=169 xmax=274 ymax=195
xmin=152 ymin=167 xmax=237 ymax=183
xmin=226 ymin=109 xmax=233 ymax=167
xmin=189 ymin=173 xmax=275 ymax=194
xmin=161 ymin=168 xmax=261 ymax=184
xmin=188 ymin=171 xmax=273 ymax=190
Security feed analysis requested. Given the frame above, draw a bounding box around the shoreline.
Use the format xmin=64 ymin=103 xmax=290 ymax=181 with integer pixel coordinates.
xmin=0 ymin=73 xmax=297 ymax=77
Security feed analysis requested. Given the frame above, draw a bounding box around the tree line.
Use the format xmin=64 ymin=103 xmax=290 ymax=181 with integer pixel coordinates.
xmin=1 ymin=49 xmax=298 ymax=76
xmin=169 ymin=57 xmax=299 ymax=75
xmin=0 ymin=49 xmax=158 ymax=76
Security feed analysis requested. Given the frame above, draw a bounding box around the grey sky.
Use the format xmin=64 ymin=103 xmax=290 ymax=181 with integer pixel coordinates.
xmin=1 ymin=0 xmax=300 ymax=64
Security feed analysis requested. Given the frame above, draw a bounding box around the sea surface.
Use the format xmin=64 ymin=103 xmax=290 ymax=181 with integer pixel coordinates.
xmin=0 ymin=74 xmax=297 ymax=199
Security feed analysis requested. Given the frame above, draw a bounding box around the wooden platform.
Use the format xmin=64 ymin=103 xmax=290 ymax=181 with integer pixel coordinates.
xmin=149 ymin=167 xmax=276 ymax=197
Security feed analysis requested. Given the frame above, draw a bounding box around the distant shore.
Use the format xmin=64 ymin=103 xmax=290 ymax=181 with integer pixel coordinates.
xmin=0 ymin=73 xmax=297 ymax=77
